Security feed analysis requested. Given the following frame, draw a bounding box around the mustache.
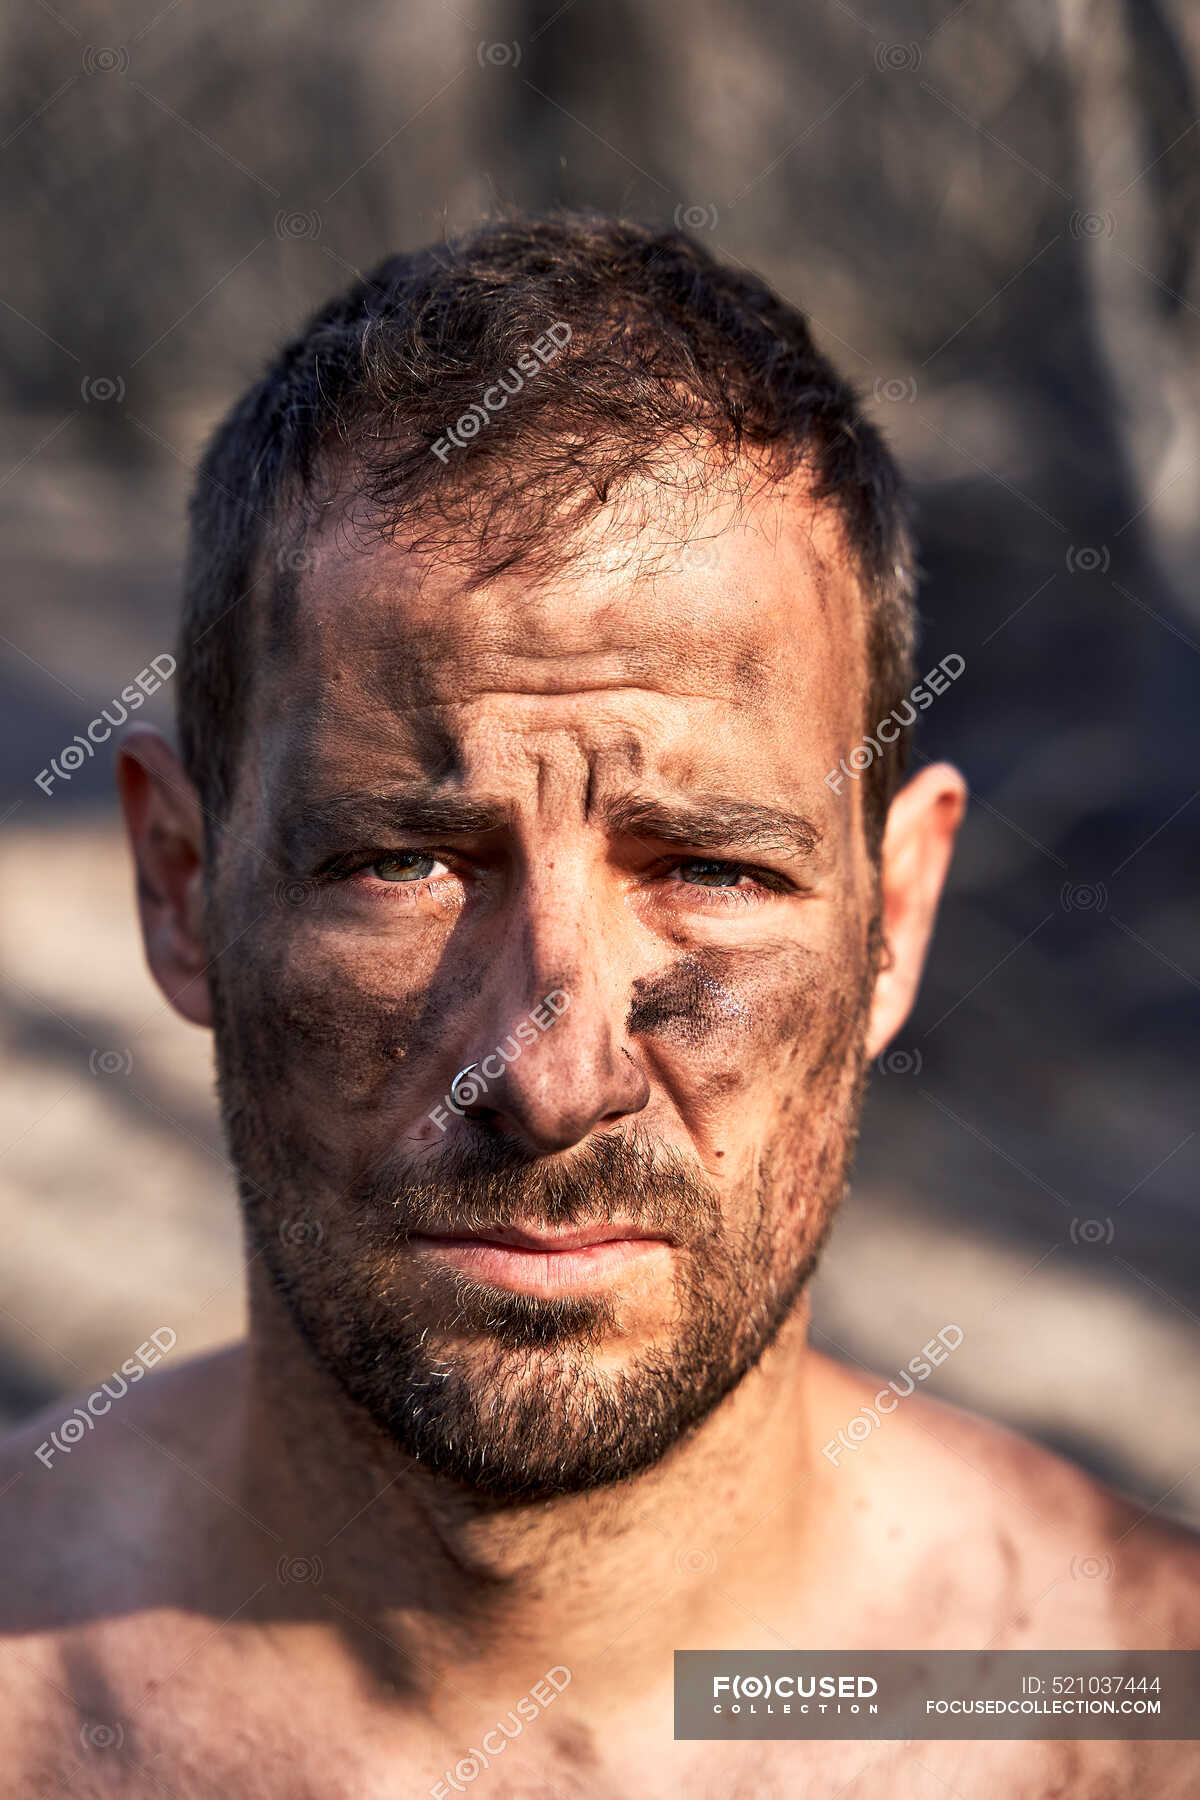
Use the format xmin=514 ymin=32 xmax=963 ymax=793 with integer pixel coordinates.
xmin=349 ymin=1127 xmax=724 ymax=1245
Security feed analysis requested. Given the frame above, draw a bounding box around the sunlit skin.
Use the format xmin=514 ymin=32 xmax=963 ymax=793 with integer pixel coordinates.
xmin=186 ymin=479 xmax=893 ymax=1506
xmin=0 ymin=472 xmax=1196 ymax=1798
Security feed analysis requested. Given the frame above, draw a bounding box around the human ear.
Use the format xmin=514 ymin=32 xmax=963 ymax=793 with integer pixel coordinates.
xmin=865 ymin=762 xmax=967 ymax=1059
xmin=116 ymin=725 xmax=212 ymax=1028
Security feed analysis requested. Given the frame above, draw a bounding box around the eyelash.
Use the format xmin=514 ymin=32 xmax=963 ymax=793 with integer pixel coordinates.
xmin=665 ymin=860 xmax=789 ymax=906
xmin=323 ymin=853 xmax=790 ymax=908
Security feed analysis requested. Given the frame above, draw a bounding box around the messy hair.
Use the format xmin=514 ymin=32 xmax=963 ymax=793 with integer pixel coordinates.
xmin=177 ymin=211 xmax=918 ymax=850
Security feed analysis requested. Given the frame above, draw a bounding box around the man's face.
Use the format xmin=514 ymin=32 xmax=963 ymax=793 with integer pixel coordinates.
xmin=203 ymin=475 xmax=883 ymax=1500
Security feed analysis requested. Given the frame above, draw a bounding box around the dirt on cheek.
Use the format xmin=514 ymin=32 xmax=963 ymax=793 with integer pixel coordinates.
xmin=216 ymin=914 xmax=458 ymax=1123
xmin=626 ymin=935 xmax=861 ymax=1101
xmin=625 ymin=924 xmax=876 ymax=1275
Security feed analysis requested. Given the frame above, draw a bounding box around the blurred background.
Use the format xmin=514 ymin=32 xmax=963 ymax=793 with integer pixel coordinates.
xmin=1 ymin=0 xmax=1197 ymax=1523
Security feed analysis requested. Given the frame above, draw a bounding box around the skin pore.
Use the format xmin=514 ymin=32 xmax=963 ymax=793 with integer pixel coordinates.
xmin=18 ymin=460 xmax=1193 ymax=1798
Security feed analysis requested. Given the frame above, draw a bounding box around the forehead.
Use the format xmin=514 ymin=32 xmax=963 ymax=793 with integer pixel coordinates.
xmin=250 ymin=477 xmax=867 ymax=795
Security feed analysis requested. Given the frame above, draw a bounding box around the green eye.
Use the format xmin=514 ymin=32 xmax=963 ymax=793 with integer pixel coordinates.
xmin=677 ymin=859 xmax=744 ymax=888
xmin=371 ymin=853 xmax=438 ymax=883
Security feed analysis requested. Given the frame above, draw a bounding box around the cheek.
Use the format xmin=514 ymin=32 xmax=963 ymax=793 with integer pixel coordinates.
xmin=215 ymin=920 xmax=470 ymax=1114
xmin=628 ymin=929 xmax=865 ymax=1116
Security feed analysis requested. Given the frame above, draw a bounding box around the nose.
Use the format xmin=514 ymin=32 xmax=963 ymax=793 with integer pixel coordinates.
xmin=444 ymin=875 xmax=651 ymax=1155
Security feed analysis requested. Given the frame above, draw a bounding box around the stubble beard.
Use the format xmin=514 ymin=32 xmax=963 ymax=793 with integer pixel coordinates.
xmin=210 ymin=956 xmax=876 ymax=1505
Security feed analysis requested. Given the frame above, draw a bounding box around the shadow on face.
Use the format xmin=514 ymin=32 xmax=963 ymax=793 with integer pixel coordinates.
xmin=123 ymin=467 xmax=959 ymax=1498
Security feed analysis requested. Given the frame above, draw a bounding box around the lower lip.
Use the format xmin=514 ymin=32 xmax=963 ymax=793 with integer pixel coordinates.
xmin=406 ymin=1235 xmax=671 ymax=1294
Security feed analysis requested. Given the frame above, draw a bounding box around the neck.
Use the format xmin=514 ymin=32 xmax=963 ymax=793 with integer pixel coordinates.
xmin=223 ymin=1269 xmax=828 ymax=1721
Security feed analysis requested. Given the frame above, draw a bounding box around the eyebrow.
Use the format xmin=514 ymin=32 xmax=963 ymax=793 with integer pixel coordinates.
xmin=278 ymin=793 xmax=510 ymax=866
xmin=279 ymin=788 xmax=822 ymax=868
xmin=599 ymin=794 xmax=823 ymax=861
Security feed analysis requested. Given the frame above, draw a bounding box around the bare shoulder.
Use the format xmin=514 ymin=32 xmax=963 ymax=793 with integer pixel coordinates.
xmin=0 ymin=1345 xmax=245 ymax=1655
xmin=807 ymin=1355 xmax=1199 ymax=1796
xmin=812 ymin=1351 xmax=1200 ymax=1648
xmin=0 ymin=1346 xmax=247 ymax=1789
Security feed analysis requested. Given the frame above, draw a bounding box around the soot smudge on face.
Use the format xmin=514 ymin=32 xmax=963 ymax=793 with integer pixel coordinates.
xmin=214 ymin=901 xmax=484 ymax=1135
xmin=627 ymin=940 xmax=827 ymax=1068
xmin=627 ymin=953 xmax=747 ymax=1043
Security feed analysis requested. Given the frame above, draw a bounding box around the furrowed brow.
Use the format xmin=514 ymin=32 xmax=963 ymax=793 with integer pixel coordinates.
xmin=601 ymin=793 xmax=823 ymax=861
xmin=278 ymin=791 xmax=509 ymax=865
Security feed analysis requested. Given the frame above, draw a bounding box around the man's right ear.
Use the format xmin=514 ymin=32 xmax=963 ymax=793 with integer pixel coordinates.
xmin=116 ymin=725 xmax=212 ymax=1028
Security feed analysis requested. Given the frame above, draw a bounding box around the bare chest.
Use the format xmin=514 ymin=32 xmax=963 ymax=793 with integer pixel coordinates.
xmin=30 ymin=1709 xmax=1149 ymax=1800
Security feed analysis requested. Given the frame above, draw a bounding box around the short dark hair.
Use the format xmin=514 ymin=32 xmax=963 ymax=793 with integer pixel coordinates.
xmin=177 ymin=210 xmax=917 ymax=850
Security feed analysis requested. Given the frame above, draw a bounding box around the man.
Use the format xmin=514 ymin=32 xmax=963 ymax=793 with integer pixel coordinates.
xmin=2 ymin=213 xmax=1195 ymax=1798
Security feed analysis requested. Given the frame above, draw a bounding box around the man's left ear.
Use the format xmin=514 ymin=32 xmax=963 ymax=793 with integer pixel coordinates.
xmin=866 ymin=762 xmax=967 ymax=1059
